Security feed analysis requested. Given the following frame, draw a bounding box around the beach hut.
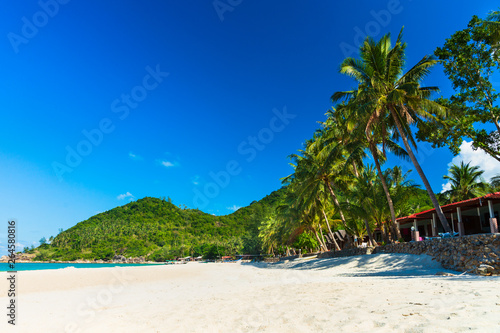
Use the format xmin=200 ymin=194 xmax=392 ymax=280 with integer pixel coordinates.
xmin=396 ymin=191 xmax=500 ymax=241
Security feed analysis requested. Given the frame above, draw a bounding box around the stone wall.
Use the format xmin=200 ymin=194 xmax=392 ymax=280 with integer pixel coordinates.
xmin=317 ymin=233 xmax=500 ymax=275
xmin=376 ymin=233 xmax=499 ymax=275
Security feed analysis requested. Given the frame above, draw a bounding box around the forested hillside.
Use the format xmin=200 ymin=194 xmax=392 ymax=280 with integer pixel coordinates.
xmin=37 ymin=189 xmax=285 ymax=261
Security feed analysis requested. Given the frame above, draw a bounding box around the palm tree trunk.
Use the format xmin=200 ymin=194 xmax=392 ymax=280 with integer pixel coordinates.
xmin=313 ymin=229 xmax=328 ymax=252
xmin=369 ymin=143 xmax=402 ymax=241
xmin=363 ymin=217 xmax=377 ymax=246
xmin=388 ymin=105 xmax=451 ymax=233
xmin=382 ymin=223 xmax=390 ymax=244
xmin=319 ymin=227 xmax=328 ymax=251
xmin=324 ymin=180 xmax=349 ymax=230
xmin=321 ymin=209 xmax=341 ymax=251
xmin=352 ymin=161 xmax=360 ymax=178
xmin=323 ymin=180 xmax=354 ymax=248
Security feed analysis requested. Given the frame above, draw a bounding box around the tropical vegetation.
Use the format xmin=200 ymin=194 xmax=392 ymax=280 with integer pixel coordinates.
xmin=28 ymin=9 xmax=500 ymax=260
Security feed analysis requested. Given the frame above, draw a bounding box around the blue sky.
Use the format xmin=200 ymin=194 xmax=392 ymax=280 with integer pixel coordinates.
xmin=0 ymin=0 xmax=498 ymax=254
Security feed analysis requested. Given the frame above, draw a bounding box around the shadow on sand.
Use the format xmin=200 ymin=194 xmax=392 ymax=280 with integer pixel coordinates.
xmin=241 ymin=253 xmax=478 ymax=279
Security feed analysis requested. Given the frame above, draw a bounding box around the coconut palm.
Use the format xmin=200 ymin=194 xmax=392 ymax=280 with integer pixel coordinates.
xmin=332 ymin=29 xmax=452 ymax=233
xmin=313 ymin=112 xmax=368 ymax=240
xmin=341 ymin=165 xmax=380 ymax=246
xmin=490 ymin=174 xmax=500 ymax=191
xmin=292 ymin=134 xmax=355 ymax=236
xmin=335 ymin=103 xmax=409 ymax=241
xmin=258 ymin=215 xmax=281 ymax=256
xmin=442 ymin=161 xmax=488 ymax=203
xmin=285 ymin=147 xmax=344 ymax=250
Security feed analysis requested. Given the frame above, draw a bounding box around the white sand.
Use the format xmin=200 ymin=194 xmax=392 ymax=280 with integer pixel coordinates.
xmin=0 ymin=253 xmax=499 ymax=332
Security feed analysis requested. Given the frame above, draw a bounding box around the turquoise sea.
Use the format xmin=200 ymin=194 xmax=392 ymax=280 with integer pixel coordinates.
xmin=0 ymin=262 xmax=162 ymax=272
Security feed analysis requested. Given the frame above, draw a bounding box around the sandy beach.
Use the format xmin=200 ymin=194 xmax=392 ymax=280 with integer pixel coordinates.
xmin=1 ymin=254 xmax=499 ymax=332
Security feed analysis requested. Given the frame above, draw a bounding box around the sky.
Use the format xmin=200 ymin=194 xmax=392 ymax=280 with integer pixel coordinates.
xmin=0 ymin=0 xmax=499 ymax=254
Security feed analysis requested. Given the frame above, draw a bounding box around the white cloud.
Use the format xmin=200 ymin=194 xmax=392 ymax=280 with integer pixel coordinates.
xmin=117 ymin=192 xmax=135 ymax=200
xmin=161 ymin=161 xmax=174 ymax=167
xmin=128 ymin=152 xmax=143 ymax=161
xmin=15 ymin=242 xmax=24 ymax=249
xmin=441 ymin=182 xmax=452 ymax=193
xmin=227 ymin=205 xmax=242 ymax=212
xmin=441 ymin=140 xmax=500 ymax=192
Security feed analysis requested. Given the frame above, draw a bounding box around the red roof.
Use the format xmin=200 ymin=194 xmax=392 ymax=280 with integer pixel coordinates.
xmin=397 ymin=191 xmax=500 ymax=224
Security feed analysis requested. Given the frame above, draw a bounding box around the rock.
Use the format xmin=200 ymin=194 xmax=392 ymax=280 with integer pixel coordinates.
xmin=477 ymin=264 xmax=495 ymax=276
xmin=113 ymin=255 xmax=127 ymax=263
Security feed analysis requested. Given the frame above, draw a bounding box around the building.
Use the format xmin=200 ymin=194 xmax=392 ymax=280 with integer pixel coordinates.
xmin=397 ymin=192 xmax=500 ymax=241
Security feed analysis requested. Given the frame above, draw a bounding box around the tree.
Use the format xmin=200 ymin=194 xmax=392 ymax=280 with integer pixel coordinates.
xmin=418 ymin=14 xmax=500 ymax=162
xmin=342 ymin=166 xmax=380 ymax=246
xmin=329 ymin=103 xmax=408 ymax=241
xmin=332 ymin=29 xmax=452 ymax=232
xmin=39 ymin=237 xmax=47 ymax=246
xmin=486 ymin=8 xmax=500 ymax=51
xmin=491 ymin=174 xmax=500 ymax=191
xmin=441 ymin=161 xmax=488 ymax=203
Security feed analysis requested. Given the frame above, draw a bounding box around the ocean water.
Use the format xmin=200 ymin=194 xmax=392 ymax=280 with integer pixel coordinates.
xmin=0 ymin=262 xmax=162 ymax=272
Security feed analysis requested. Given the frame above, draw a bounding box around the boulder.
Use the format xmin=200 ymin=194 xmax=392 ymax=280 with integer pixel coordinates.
xmin=112 ymin=255 xmax=127 ymax=263
xmin=477 ymin=264 xmax=495 ymax=276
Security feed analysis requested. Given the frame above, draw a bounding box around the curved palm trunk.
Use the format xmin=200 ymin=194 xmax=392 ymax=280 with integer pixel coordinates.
xmin=369 ymin=143 xmax=402 ymax=241
xmin=319 ymin=227 xmax=328 ymax=251
xmin=352 ymin=161 xmax=360 ymax=178
xmin=321 ymin=209 xmax=341 ymax=251
xmin=324 ymin=180 xmax=349 ymax=230
xmin=313 ymin=228 xmax=328 ymax=252
xmin=388 ymin=105 xmax=451 ymax=233
xmin=363 ymin=217 xmax=377 ymax=247
xmin=382 ymin=223 xmax=390 ymax=244
xmin=323 ymin=180 xmax=354 ymax=248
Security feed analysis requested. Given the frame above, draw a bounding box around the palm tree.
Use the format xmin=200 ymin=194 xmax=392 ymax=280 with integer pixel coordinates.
xmin=442 ymin=161 xmax=488 ymax=203
xmin=490 ymin=174 xmax=500 ymax=191
xmin=344 ymin=166 xmax=379 ymax=246
xmin=290 ymin=134 xmax=355 ymax=236
xmin=332 ymin=29 xmax=452 ymax=233
xmin=258 ymin=215 xmax=280 ymax=256
xmin=284 ymin=147 xmax=343 ymax=250
xmin=313 ymin=112 xmax=367 ymax=241
xmin=335 ymin=103 xmax=409 ymax=241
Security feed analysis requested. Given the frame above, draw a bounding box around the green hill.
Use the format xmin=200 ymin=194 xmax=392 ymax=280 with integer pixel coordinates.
xmin=36 ymin=188 xmax=285 ymax=261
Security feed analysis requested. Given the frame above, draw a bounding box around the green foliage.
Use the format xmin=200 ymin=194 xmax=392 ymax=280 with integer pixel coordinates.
xmin=441 ymin=161 xmax=489 ymax=203
xmin=40 ymin=191 xmax=286 ymax=262
xmin=418 ymin=14 xmax=500 ymax=162
xmin=491 ymin=174 xmax=500 ymax=191
xmin=34 ymin=249 xmax=49 ymax=261
xmin=291 ymin=232 xmax=318 ymax=251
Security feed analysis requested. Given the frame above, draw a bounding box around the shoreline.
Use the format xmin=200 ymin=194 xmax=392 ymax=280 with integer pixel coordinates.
xmin=1 ymin=254 xmax=499 ymax=332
